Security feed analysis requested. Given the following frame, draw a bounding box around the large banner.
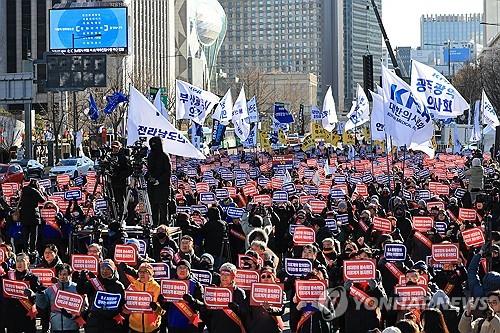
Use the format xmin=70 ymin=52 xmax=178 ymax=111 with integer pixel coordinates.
xmin=321 ymin=86 xmax=338 ymax=132
xmin=382 ymin=65 xmax=433 ymax=147
xmin=175 ymin=80 xmax=220 ymax=125
xmin=232 ymin=87 xmax=250 ymax=141
xmin=127 ymin=85 xmax=205 ymax=159
xmin=212 ymin=89 xmax=233 ymax=125
xmin=370 ymin=90 xmax=385 ymax=141
xmin=345 ymin=84 xmax=370 ymax=132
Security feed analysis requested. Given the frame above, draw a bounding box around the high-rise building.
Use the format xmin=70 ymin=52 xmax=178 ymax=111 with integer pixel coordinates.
xmin=217 ymin=0 xmax=344 ymax=113
xmin=395 ymin=47 xmax=412 ymax=78
xmin=420 ymin=14 xmax=483 ymax=70
xmin=484 ymin=0 xmax=500 ymax=46
xmin=343 ymin=0 xmax=382 ymax=111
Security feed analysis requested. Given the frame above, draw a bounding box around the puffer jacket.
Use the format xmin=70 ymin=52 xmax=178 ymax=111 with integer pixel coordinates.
xmin=459 ymin=312 xmax=500 ymax=333
xmin=465 ymin=166 xmax=484 ymax=191
xmin=36 ymin=280 xmax=82 ymax=331
xmin=128 ymin=277 xmax=164 ymax=333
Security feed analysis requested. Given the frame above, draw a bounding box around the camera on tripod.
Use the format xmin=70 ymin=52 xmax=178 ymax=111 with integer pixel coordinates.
xmin=128 ymin=138 xmax=149 ymax=174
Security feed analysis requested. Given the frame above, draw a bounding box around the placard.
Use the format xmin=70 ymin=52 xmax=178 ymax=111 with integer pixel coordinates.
xmin=250 ymin=283 xmax=284 ymax=306
xmin=384 ymin=244 xmax=407 ymax=262
xmin=2 ymin=279 xmax=29 ymax=299
xmin=394 ymin=285 xmax=427 ymax=310
xmin=373 ymin=217 xmax=392 ymax=233
xmin=435 ymin=184 xmax=450 ymax=195
xmin=204 ymin=287 xmax=232 ymax=309
xmin=412 ymin=216 xmax=434 ymax=232
xmin=272 ymin=191 xmax=289 ymax=203
xmin=253 ymin=194 xmax=272 ymax=206
xmin=160 ymin=280 xmax=189 ymax=301
xmin=114 ymin=245 xmax=137 ymax=265
xmin=150 ymin=263 xmax=170 ymax=280
xmin=235 ymin=269 xmax=260 ymax=290
xmin=427 ymin=201 xmax=445 ymax=210
xmin=64 ymin=190 xmax=82 ymax=201
xmin=454 ymin=188 xmax=466 ymax=198
xmin=56 ymin=174 xmax=71 ymax=186
xmin=336 ymin=214 xmax=349 ymax=225
xmin=292 ymin=226 xmax=316 ymax=245
xmin=355 ymin=184 xmax=369 ymax=197
xmin=196 ymin=182 xmax=210 ymax=193
xmin=199 ymin=192 xmax=216 ymax=204
xmin=309 ymin=200 xmax=326 ymax=214
xmin=416 ymin=190 xmax=431 ymax=200
xmin=459 ymin=208 xmax=477 ymax=221
xmin=343 ymin=259 xmax=376 ymax=281
xmin=284 ymin=258 xmax=312 ymax=277
xmin=215 ymin=188 xmax=229 ymax=200
xmin=295 ymin=280 xmax=326 ymax=301
xmin=299 ymin=195 xmax=315 ymax=204
xmin=462 ymin=227 xmax=485 ymax=248
xmin=31 ymin=268 xmax=55 ymax=287
xmin=40 ymin=208 xmax=57 ymax=224
xmin=54 ymin=290 xmax=84 ymax=314
xmin=93 ymin=291 xmax=121 ymax=310
xmin=191 ymin=269 xmax=212 ymax=285
xmin=432 ymin=243 xmax=459 ymax=263
xmin=325 ymin=219 xmax=338 ymax=233
xmin=227 ymin=207 xmax=245 ymax=219
xmin=282 ymin=182 xmax=296 ymax=194
xmin=124 ymin=291 xmax=153 ymax=312
xmin=71 ymin=255 xmax=99 ymax=274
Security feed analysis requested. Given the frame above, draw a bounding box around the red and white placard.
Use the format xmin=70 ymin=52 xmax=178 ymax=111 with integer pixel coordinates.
xmin=114 ymin=245 xmax=137 ymax=265
xmin=293 ymin=226 xmax=316 ymax=245
xmin=295 ymin=280 xmax=326 ymax=301
xmin=54 ymin=290 xmax=84 ymax=314
xmin=343 ymin=259 xmax=376 ymax=281
xmin=250 ymin=283 xmax=284 ymax=306
xmin=160 ymin=280 xmax=188 ymax=301
xmin=235 ymin=270 xmax=260 ymax=290
xmin=124 ymin=291 xmax=153 ymax=312
xmin=204 ymin=287 xmax=232 ymax=309
xmin=71 ymin=255 xmax=99 ymax=274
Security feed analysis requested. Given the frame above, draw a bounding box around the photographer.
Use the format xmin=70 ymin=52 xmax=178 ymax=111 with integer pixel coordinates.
xmin=110 ymin=141 xmax=132 ymax=216
xmin=147 ymin=136 xmax=172 ymax=226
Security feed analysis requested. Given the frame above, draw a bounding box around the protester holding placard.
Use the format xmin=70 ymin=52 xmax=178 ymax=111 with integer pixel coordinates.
xmin=173 ymin=235 xmax=201 ymax=268
xmin=0 ymin=253 xmax=43 ymax=333
xmin=124 ymin=263 xmax=165 ymax=333
xmin=76 ymin=259 xmax=125 ymax=333
xmin=35 ymin=263 xmax=84 ymax=333
xmin=151 ymin=225 xmax=179 ymax=262
xmin=200 ymin=263 xmax=249 ymax=333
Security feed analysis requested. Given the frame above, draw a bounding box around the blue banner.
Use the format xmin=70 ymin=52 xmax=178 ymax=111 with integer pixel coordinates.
xmin=211 ymin=119 xmax=226 ymax=147
xmin=227 ymin=207 xmax=245 ymax=219
xmin=272 ymin=191 xmax=289 ymax=203
xmin=103 ymin=91 xmax=128 ymax=114
xmin=64 ymin=190 xmax=82 ymax=201
xmin=274 ymin=103 xmax=294 ymax=123
xmin=88 ymin=94 xmax=100 ymax=121
xmin=191 ymin=269 xmax=212 ymax=285
xmin=94 ymin=291 xmax=121 ymax=310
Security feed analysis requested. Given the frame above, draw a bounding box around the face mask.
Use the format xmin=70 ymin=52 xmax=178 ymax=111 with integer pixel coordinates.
xmin=199 ymin=261 xmax=211 ymax=269
xmin=157 ymin=233 xmax=166 ymax=239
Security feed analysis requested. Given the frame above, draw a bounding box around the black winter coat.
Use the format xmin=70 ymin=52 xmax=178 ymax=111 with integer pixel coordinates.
xmin=20 ymin=185 xmax=45 ymax=226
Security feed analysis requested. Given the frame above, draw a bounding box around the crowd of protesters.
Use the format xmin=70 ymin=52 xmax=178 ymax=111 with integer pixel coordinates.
xmin=0 ymin=138 xmax=500 ymax=333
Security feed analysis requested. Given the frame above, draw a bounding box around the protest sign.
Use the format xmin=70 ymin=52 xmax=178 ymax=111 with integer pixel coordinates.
xmin=235 ymin=269 xmax=260 ymax=290
xmin=309 ymin=200 xmax=326 ymax=214
xmin=56 ymin=174 xmax=70 ymax=186
xmin=412 ymin=216 xmax=434 ymax=232
xmin=94 ymin=292 xmax=121 ymax=310
xmin=253 ymin=194 xmax=272 ymax=206
xmin=124 ymin=291 xmax=153 ymax=312
xmin=71 ymin=255 xmax=99 ymax=274
xmin=343 ymin=259 xmax=376 ymax=281
xmin=461 ymin=227 xmax=485 ymax=248
xmin=373 ymin=217 xmax=393 ymax=233
xmin=427 ymin=202 xmax=445 ymax=210
xmin=295 ymin=280 xmax=326 ymax=301
xmin=215 ymin=188 xmax=229 ymax=200
xmin=325 ymin=218 xmax=338 ymax=233
xmin=272 ymin=191 xmax=289 ymax=203
xmin=150 ymin=263 xmax=170 ymax=280
xmin=191 ymin=269 xmax=213 ymax=285
xmin=54 ymin=290 xmax=84 ymax=314
xmin=114 ymin=245 xmax=137 ymax=265
xmin=459 ymin=208 xmax=477 ymax=221
xmin=227 ymin=207 xmax=245 ymax=219
xmin=204 ymin=287 xmax=232 ymax=309
xmin=31 ymin=269 xmax=55 ymax=287
xmin=293 ymin=226 xmax=316 ymax=245
xmin=394 ymin=285 xmax=428 ymax=310
xmin=2 ymin=279 xmax=29 ymax=299
xmin=336 ymin=214 xmax=349 ymax=225
xmin=196 ymin=182 xmax=210 ymax=193
xmin=432 ymin=243 xmax=459 ymax=263
xmin=199 ymin=192 xmax=216 ymax=204
xmin=250 ymin=283 xmax=284 ymax=306
xmin=384 ymin=244 xmax=407 ymax=262
xmin=160 ymin=280 xmax=189 ymax=301
xmin=284 ymin=258 xmax=313 ymax=277
xmin=64 ymin=190 xmax=82 ymax=201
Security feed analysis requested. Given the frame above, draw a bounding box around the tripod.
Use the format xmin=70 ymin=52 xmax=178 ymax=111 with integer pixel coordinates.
xmin=219 ymin=224 xmax=232 ymax=269
xmin=91 ymin=168 xmax=119 ymax=222
xmin=121 ymin=170 xmax=153 ymax=228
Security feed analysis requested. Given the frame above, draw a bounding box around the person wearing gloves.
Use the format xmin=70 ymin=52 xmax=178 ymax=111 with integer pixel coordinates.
xmin=117 ymin=238 xmax=150 ymax=289
xmin=36 ymin=263 xmax=84 ymax=333
xmin=125 ymin=262 xmax=165 ymax=333
xmin=459 ymin=291 xmax=500 ymax=333
xmin=160 ymin=260 xmax=204 ymax=333
xmin=76 ymin=259 xmax=126 ymax=333
xmin=0 ymin=253 xmax=43 ymax=333
xmin=200 ymin=263 xmax=249 ymax=333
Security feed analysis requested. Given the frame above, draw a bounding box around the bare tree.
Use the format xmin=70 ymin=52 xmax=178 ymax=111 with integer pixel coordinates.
xmin=452 ymin=62 xmax=482 ymax=124
xmin=479 ymin=46 xmax=500 ymax=152
xmin=0 ymin=109 xmax=23 ymax=150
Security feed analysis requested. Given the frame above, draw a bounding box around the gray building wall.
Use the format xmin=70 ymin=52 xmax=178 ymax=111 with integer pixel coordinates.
xmin=484 ymin=0 xmax=500 ymax=46
xmin=343 ymin=0 xmax=382 ymax=113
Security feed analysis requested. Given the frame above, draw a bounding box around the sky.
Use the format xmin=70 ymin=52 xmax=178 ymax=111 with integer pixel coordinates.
xmin=382 ymin=0 xmax=484 ymax=48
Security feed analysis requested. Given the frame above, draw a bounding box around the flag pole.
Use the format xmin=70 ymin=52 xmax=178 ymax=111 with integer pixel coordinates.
xmin=401 ymin=144 xmax=407 ymax=190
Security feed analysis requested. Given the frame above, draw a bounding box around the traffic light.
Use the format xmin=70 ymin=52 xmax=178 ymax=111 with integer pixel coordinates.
xmin=363 ymin=55 xmax=374 ymax=101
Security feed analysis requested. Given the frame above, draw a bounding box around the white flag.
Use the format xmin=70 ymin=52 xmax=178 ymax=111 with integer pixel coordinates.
xmin=175 ymin=80 xmax=219 ymax=125
xmin=212 ymin=89 xmax=233 ymax=125
xmin=370 ymin=90 xmax=385 ymax=141
xmin=247 ymin=96 xmax=259 ymax=123
xmin=382 ymin=65 xmax=434 ymax=146
xmin=233 ymin=117 xmax=250 ymax=141
xmin=470 ymin=100 xmax=481 ymax=142
xmin=128 ymin=85 xmax=205 ymax=159
xmin=411 ymin=60 xmax=468 ymax=119
xmin=321 ymin=86 xmax=338 ymax=132
xmin=232 ymin=86 xmax=249 ymax=121
xmin=409 ymin=140 xmax=435 ymax=159
xmin=482 ymin=90 xmax=500 ymax=129
xmin=345 ymin=84 xmax=370 ymax=132
xmin=153 ymin=90 xmax=168 ymax=119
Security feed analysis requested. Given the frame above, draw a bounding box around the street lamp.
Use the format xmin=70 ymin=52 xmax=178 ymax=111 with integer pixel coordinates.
xmin=70 ymin=33 xmax=102 ymax=156
xmin=424 ymin=41 xmax=452 ymax=78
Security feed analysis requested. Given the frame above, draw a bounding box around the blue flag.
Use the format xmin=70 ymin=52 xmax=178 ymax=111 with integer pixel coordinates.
xmin=211 ymin=119 xmax=226 ymax=147
xmin=88 ymin=93 xmax=100 ymax=121
xmin=103 ymin=91 xmax=128 ymax=115
xmin=274 ymin=103 xmax=294 ymax=123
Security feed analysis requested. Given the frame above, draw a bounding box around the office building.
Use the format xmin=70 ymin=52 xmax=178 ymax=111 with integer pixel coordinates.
xmin=484 ymin=0 xmax=500 ymax=46
xmin=343 ymin=0 xmax=383 ymax=111
xmin=395 ymin=46 xmax=412 ymax=78
xmin=217 ymin=0 xmax=344 ymax=113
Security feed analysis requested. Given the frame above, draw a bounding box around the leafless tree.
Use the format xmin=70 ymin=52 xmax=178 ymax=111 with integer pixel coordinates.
xmin=479 ymin=47 xmax=500 ymax=151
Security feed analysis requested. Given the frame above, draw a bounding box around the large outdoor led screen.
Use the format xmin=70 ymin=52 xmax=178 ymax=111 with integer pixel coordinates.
xmin=50 ymin=7 xmax=128 ymax=54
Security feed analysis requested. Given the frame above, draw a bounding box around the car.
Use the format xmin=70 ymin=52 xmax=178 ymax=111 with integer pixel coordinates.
xmin=0 ymin=163 xmax=24 ymax=184
xmin=11 ymin=159 xmax=45 ymax=178
xmin=49 ymin=156 xmax=94 ymax=179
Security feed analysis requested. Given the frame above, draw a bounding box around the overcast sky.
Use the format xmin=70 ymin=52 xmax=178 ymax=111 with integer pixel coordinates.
xmin=382 ymin=0 xmax=484 ymax=48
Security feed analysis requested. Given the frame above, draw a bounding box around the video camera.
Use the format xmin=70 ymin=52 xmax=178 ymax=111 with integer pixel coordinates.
xmin=127 ymin=138 xmax=149 ymax=174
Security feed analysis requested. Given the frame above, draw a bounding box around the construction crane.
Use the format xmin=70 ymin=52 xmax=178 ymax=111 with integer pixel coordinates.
xmin=369 ymin=0 xmax=403 ymax=79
